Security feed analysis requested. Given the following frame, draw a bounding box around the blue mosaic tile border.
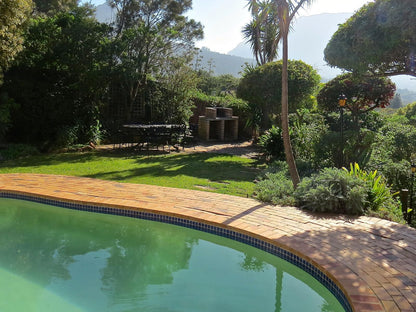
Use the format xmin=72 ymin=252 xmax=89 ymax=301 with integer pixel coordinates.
xmin=0 ymin=192 xmax=352 ymax=312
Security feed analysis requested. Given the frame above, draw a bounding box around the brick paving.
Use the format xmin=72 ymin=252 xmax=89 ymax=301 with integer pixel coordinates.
xmin=1 ymin=173 xmax=415 ymax=312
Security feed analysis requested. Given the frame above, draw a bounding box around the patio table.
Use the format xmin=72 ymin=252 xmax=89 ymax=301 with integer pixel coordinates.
xmin=121 ymin=124 xmax=185 ymax=151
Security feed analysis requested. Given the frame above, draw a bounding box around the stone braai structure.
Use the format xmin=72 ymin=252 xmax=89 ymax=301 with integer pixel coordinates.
xmin=198 ymin=107 xmax=238 ymax=141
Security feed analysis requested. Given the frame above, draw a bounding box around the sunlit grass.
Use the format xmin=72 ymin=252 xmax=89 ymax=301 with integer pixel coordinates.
xmin=0 ymin=150 xmax=264 ymax=197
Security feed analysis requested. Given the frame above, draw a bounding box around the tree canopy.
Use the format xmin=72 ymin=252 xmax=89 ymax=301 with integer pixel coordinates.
xmin=237 ymin=60 xmax=320 ymax=131
xmin=108 ymin=0 xmax=203 ymax=122
xmin=3 ymin=8 xmax=111 ymax=146
xmin=0 ymin=0 xmax=33 ymax=85
xmin=0 ymin=0 xmax=204 ymax=146
xmin=324 ymin=0 xmax=416 ymax=77
xmin=317 ymin=73 xmax=396 ymax=117
xmin=33 ymin=0 xmax=78 ymax=16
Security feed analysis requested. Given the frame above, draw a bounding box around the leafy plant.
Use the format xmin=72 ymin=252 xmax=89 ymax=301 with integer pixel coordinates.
xmin=258 ymin=126 xmax=285 ymax=160
xmin=290 ymin=109 xmax=328 ymax=165
xmin=0 ymin=144 xmax=39 ymax=160
xmin=255 ymin=170 xmax=295 ymax=206
xmin=237 ymin=60 xmax=320 ymax=131
xmin=344 ymin=163 xmax=404 ymax=222
xmin=369 ymin=159 xmax=411 ymax=193
xmin=345 ymin=163 xmax=392 ymax=210
xmin=294 ymin=167 xmax=368 ymax=215
xmin=55 ymin=124 xmax=80 ymax=148
xmin=0 ymin=93 xmax=18 ymax=142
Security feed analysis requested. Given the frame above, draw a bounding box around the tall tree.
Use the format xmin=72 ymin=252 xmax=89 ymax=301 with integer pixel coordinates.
xmin=317 ymin=73 xmax=396 ymax=126
xmin=274 ymin=0 xmax=314 ymax=188
xmin=0 ymin=0 xmax=33 ymax=85
xmin=108 ymin=0 xmax=203 ymax=122
xmin=32 ymin=0 xmax=78 ymax=16
xmin=3 ymin=8 xmax=111 ymax=146
xmin=244 ymin=0 xmax=314 ymax=187
xmin=390 ymin=93 xmax=403 ymax=109
xmin=324 ymin=0 xmax=416 ymax=77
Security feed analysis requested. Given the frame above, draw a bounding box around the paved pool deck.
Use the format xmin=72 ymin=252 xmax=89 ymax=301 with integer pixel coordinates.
xmin=1 ymin=173 xmax=415 ymax=312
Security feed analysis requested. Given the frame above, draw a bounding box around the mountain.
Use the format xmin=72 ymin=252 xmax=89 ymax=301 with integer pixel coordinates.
xmin=195 ymin=48 xmax=255 ymax=76
xmin=92 ymin=5 xmax=416 ymax=93
xmin=397 ymin=89 xmax=416 ymax=105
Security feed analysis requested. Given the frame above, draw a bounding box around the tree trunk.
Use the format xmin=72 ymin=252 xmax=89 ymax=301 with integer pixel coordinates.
xmin=281 ymin=13 xmax=300 ymax=188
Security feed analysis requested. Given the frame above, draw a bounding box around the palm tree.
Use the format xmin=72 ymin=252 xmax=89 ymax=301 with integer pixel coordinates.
xmin=243 ymin=0 xmax=280 ymax=65
xmin=275 ymin=0 xmax=314 ymax=188
xmin=244 ymin=0 xmax=314 ymax=187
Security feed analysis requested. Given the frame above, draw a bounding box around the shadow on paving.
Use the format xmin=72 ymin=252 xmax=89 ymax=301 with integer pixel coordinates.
xmin=278 ymin=220 xmax=416 ymax=307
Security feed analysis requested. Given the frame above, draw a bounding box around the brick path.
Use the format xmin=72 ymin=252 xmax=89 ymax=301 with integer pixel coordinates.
xmin=1 ymin=173 xmax=415 ymax=312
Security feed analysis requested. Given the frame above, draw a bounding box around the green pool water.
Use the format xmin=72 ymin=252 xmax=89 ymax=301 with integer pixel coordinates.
xmin=0 ymin=198 xmax=345 ymax=312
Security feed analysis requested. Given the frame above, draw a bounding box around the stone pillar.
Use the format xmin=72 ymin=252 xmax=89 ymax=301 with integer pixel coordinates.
xmin=198 ymin=117 xmax=210 ymax=140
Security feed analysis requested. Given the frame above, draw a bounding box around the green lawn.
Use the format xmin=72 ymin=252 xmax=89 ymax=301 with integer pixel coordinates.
xmin=0 ymin=150 xmax=264 ymax=197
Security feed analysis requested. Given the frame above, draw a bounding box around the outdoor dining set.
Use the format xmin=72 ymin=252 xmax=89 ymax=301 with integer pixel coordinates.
xmin=116 ymin=124 xmax=195 ymax=152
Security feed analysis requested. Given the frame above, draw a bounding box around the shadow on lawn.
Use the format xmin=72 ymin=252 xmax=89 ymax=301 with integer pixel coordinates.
xmin=0 ymin=151 xmax=103 ymax=167
xmin=85 ymin=152 xmax=262 ymax=183
xmin=0 ymin=149 xmax=263 ymax=184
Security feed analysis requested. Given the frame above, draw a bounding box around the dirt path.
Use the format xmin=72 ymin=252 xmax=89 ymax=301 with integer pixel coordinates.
xmin=184 ymin=141 xmax=261 ymax=158
xmin=97 ymin=140 xmax=262 ymax=159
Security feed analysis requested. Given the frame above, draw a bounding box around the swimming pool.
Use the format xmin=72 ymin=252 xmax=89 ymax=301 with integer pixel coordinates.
xmin=0 ymin=197 xmax=346 ymax=311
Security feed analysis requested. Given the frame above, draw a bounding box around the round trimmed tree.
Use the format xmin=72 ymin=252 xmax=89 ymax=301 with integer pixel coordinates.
xmin=324 ymin=0 xmax=416 ymax=77
xmin=237 ymin=60 xmax=320 ymax=131
xmin=317 ymin=73 xmax=396 ymax=121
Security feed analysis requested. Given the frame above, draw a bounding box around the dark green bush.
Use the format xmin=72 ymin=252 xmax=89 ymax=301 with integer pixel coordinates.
xmin=345 ymin=163 xmax=404 ymax=223
xmin=0 ymin=144 xmax=39 ymax=160
xmin=289 ymin=109 xmax=328 ymax=166
xmin=255 ymin=170 xmax=295 ymax=206
xmin=258 ymin=126 xmax=285 ymax=160
xmin=294 ymin=167 xmax=368 ymax=214
xmin=294 ymin=165 xmax=405 ymax=222
xmin=55 ymin=125 xmax=80 ymax=148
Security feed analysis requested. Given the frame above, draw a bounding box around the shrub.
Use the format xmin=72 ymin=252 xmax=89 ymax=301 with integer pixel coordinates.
xmin=345 ymin=163 xmax=404 ymax=222
xmin=258 ymin=126 xmax=285 ymax=160
xmin=55 ymin=125 xmax=80 ymax=148
xmin=0 ymin=93 xmax=18 ymax=142
xmin=0 ymin=144 xmax=39 ymax=160
xmin=255 ymin=170 xmax=295 ymax=206
xmin=254 ymin=160 xmax=316 ymax=206
xmin=374 ymin=160 xmax=411 ymax=193
xmin=290 ymin=110 xmax=328 ymax=165
xmin=85 ymin=120 xmax=105 ymax=145
xmin=294 ymin=167 xmax=368 ymax=215
xmin=345 ymin=163 xmax=390 ymax=209
xmin=294 ymin=164 xmax=405 ymax=222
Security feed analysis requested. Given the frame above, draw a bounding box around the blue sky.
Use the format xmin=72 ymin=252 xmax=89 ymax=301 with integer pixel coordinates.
xmin=82 ymin=0 xmax=372 ymax=54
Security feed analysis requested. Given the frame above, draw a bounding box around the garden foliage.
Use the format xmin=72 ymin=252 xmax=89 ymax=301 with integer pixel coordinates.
xmin=237 ymin=60 xmax=320 ymax=131
xmin=324 ymin=0 xmax=416 ymax=77
xmin=293 ymin=164 xmax=403 ymax=222
xmin=294 ymin=167 xmax=367 ymax=215
xmin=255 ymin=161 xmax=295 ymax=206
xmin=258 ymin=126 xmax=285 ymax=161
